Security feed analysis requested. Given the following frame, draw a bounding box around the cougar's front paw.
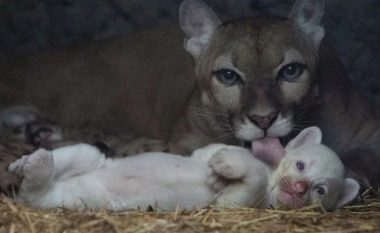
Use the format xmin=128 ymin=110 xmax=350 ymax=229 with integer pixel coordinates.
xmin=208 ymin=147 xmax=250 ymax=180
xmin=24 ymin=120 xmax=63 ymax=149
xmin=0 ymin=105 xmax=64 ymax=148
xmin=8 ymin=148 xmax=54 ymax=189
xmin=1 ymin=105 xmax=39 ymax=129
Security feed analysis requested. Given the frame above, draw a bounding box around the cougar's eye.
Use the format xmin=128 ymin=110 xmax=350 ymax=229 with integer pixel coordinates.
xmin=278 ymin=63 xmax=305 ymax=82
xmin=213 ymin=69 xmax=242 ymax=86
xmin=314 ymin=186 xmax=326 ymax=196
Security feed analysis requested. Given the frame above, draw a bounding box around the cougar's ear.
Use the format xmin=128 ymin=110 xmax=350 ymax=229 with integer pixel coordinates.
xmin=289 ymin=0 xmax=325 ymax=50
xmin=285 ymin=126 xmax=322 ymax=151
xmin=179 ymin=0 xmax=221 ymax=58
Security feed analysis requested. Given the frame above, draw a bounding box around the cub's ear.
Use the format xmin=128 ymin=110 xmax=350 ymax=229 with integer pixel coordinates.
xmin=179 ymin=0 xmax=221 ymax=58
xmin=334 ymin=178 xmax=360 ymax=210
xmin=285 ymin=126 xmax=322 ymax=150
xmin=289 ymin=0 xmax=325 ymax=50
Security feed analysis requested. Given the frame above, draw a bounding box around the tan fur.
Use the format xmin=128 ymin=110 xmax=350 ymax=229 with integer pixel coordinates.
xmin=0 ymin=26 xmax=195 ymax=141
xmin=1 ymin=0 xmax=379 ymax=187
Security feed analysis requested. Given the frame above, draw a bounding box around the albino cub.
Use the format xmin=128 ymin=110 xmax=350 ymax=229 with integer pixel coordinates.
xmin=9 ymin=143 xmax=266 ymax=210
xmin=254 ymin=127 xmax=360 ymax=210
xmin=8 ymin=127 xmax=358 ymax=211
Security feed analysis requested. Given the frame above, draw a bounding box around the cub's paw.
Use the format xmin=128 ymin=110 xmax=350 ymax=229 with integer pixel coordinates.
xmin=8 ymin=155 xmax=29 ymax=176
xmin=208 ymin=147 xmax=251 ymax=180
xmin=8 ymin=148 xmax=54 ymax=189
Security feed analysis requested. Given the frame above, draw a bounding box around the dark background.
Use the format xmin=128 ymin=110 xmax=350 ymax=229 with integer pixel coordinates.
xmin=0 ymin=0 xmax=379 ymax=103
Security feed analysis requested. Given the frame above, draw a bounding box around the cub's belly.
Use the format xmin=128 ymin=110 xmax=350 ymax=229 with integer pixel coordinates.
xmin=99 ymin=159 xmax=213 ymax=210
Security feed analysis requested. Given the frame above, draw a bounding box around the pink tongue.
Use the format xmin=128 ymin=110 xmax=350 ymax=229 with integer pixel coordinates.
xmin=252 ymin=137 xmax=285 ymax=168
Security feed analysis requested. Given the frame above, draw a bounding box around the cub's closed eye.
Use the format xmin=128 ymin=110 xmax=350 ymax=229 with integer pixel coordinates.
xmin=278 ymin=62 xmax=306 ymax=82
xmin=213 ymin=69 xmax=242 ymax=87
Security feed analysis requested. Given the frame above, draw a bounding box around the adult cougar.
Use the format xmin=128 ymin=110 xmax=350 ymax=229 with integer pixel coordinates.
xmin=174 ymin=0 xmax=380 ymax=187
xmin=1 ymin=0 xmax=379 ymax=188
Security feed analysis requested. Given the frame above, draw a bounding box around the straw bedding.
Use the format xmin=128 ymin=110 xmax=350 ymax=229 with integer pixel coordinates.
xmin=0 ymin=133 xmax=379 ymax=233
xmin=1 ymin=196 xmax=380 ymax=233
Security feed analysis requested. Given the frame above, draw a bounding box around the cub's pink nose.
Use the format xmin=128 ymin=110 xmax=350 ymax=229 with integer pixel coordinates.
xmin=248 ymin=111 xmax=278 ymax=129
xmin=292 ymin=180 xmax=309 ymax=195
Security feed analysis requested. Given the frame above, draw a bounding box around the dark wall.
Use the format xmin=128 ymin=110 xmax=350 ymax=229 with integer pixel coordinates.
xmin=0 ymin=0 xmax=379 ymax=103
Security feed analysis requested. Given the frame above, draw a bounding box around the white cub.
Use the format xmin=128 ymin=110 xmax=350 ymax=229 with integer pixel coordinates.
xmin=263 ymin=127 xmax=360 ymax=211
xmin=8 ymin=127 xmax=359 ymax=211
xmin=212 ymin=126 xmax=360 ymax=211
xmin=9 ymin=143 xmax=268 ymax=210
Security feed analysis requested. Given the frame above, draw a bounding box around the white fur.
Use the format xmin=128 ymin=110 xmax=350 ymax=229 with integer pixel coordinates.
xmin=235 ymin=113 xmax=293 ymax=141
xmin=9 ymin=143 xmax=270 ymax=210
xmin=267 ymin=127 xmax=360 ymax=211
xmin=9 ymin=127 xmax=359 ymax=211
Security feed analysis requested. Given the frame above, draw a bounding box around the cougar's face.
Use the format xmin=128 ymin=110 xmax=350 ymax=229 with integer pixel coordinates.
xmin=180 ymin=0 xmax=325 ymax=144
xmin=195 ymin=19 xmax=317 ymax=143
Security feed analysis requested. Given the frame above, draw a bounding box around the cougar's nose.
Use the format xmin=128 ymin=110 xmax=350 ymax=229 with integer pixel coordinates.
xmin=248 ymin=111 xmax=278 ymax=129
xmin=292 ymin=180 xmax=309 ymax=195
